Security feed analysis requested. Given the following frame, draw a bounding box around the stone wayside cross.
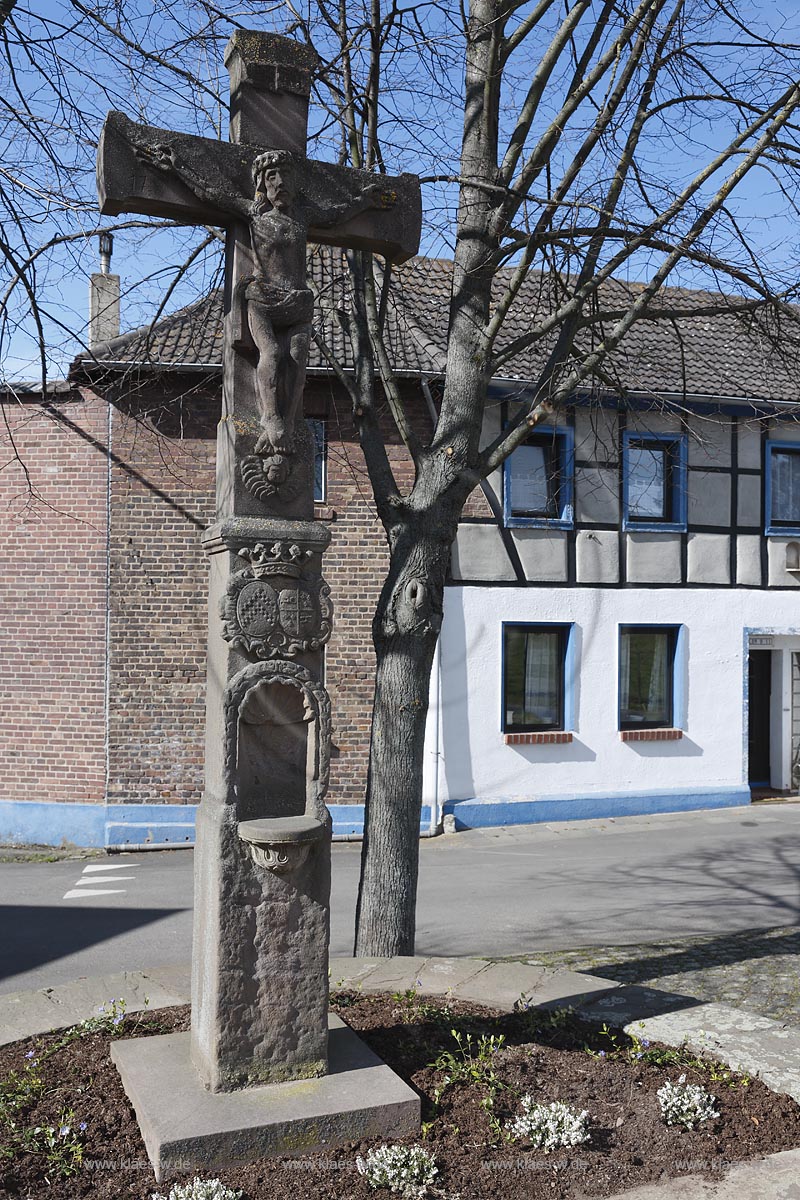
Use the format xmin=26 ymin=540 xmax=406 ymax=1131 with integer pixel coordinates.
xmin=99 ymin=32 xmax=421 ymax=1179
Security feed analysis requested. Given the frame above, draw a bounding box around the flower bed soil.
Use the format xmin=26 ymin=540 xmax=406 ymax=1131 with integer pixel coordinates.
xmin=2 ymin=989 xmax=800 ymax=1200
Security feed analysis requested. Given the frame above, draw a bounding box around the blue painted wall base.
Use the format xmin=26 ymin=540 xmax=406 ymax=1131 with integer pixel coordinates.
xmin=0 ymin=789 xmax=749 ymax=848
xmin=441 ymin=787 xmax=750 ymax=830
xmin=0 ymin=800 xmax=433 ymax=849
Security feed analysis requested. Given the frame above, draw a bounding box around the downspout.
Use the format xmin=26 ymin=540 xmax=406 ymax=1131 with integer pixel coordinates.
xmin=103 ymin=399 xmax=112 ymax=812
xmin=421 ymin=378 xmax=444 ymax=836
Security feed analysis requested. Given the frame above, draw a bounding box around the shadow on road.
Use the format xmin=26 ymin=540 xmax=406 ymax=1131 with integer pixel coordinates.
xmin=580 ymin=926 xmax=800 ymax=985
xmin=0 ymin=905 xmax=187 ymax=984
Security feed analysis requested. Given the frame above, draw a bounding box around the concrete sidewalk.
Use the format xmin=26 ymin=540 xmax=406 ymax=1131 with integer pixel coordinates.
xmin=1 ymin=954 xmax=800 ymax=1198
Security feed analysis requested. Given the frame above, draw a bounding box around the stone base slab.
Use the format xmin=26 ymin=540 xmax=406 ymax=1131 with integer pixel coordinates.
xmin=111 ymin=1014 xmax=419 ymax=1182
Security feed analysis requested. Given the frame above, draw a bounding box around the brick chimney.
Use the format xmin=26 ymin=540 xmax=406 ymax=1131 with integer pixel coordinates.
xmin=88 ymin=232 xmax=120 ymax=346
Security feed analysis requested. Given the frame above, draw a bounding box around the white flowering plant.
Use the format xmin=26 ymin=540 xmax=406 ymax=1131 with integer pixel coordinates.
xmin=151 ymin=1178 xmax=242 ymax=1200
xmin=657 ymin=1074 xmax=719 ymax=1129
xmin=505 ymin=1096 xmax=591 ymax=1151
xmin=356 ymin=1143 xmax=438 ymax=1197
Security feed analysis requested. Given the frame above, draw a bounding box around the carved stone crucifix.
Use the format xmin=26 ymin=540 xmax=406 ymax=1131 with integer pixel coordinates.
xmin=99 ymin=33 xmax=422 ymax=1173
xmin=98 ymin=31 xmax=421 ymax=516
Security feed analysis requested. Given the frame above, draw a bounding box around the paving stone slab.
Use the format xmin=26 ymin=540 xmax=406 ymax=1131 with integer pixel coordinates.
xmin=111 ymin=1014 xmax=420 ymax=1183
xmin=412 ymin=956 xmax=489 ymax=994
xmin=350 ymin=956 xmax=428 ymax=993
xmin=443 ymin=960 xmax=552 ymax=1009
xmin=448 ymin=961 xmax=618 ymax=1011
xmin=628 ymin=1002 xmax=800 ymax=1102
xmin=328 ymin=956 xmax=382 ymax=989
xmin=578 ymin=983 xmax=705 ymax=1026
xmin=607 ymin=1146 xmax=800 ymax=1199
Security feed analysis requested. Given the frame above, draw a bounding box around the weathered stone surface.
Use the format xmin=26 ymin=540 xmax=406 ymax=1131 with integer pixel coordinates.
xmin=99 ymin=28 xmax=421 ymax=1124
xmin=112 ymin=1016 xmax=420 ymax=1182
xmin=98 ymin=112 xmax=422 ymax=264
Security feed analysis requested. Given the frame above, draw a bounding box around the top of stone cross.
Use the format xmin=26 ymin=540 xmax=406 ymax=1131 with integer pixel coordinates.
xmin=224 ymin=31 xmax=319 ymax=152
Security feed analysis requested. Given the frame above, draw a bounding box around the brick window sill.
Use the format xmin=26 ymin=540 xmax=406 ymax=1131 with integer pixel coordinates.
xmin=313 ymin=505 xmax=337 ymax=521
xmin=504 ymin=731 xmax=573 ymax=746
xmin=619 ymin=728 xmax=683 ymax=742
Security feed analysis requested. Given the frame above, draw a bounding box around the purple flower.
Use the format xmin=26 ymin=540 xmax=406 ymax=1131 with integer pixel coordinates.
xmin=641 ymin=1039 xmax=651 ymax=1048
xmin=635 ymin=1052 xmax=643 ymax=1060
xmin=25 ymin=1050 xmax=35 ymax=1059
xmin=79 ymin=1122 xmax=87 ymax=1133
xmin=112 ymin=1014 xmax=124 ymax=1026
xmin=59 ymin=1126 xmax=70 ymax=1138
xmin=598 ymin=1050 xmax=606 ymax=1058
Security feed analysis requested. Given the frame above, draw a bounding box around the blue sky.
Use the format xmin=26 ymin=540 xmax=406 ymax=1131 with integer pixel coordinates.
xmin=3 ymin=0 xmax=800 ymax=384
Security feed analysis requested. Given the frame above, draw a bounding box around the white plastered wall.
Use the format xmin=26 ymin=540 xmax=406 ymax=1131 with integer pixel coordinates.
xmin=428 ymin=585 xmax=800 ymax=805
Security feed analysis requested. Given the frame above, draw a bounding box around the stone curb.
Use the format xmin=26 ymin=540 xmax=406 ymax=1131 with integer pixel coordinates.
xmin=2 ymin=956 xmax=799 ymax=1198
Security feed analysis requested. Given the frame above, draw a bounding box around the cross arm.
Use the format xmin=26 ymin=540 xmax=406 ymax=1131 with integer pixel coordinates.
xmin=98 ymin=111 xmax=422 ymax=263
xmin=302 ymin=164 xmax=421 ymax=264
xmin=98 ymin=112 xmax=253 ymax=225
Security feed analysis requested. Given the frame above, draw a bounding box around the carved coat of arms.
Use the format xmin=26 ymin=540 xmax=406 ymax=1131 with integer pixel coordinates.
xmin=221 ymin=540 xmax=332 ymax=658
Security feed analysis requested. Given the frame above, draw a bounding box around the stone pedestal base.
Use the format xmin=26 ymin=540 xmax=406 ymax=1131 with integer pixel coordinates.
xmin=111 ymin=1015 xmax=420 ymax=1183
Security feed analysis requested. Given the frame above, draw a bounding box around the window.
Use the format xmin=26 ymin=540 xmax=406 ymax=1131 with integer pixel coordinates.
xmin=766 ymin=441 xmax=800 ymax=534
xmin=619 ymin=626 xmax=678 ymax=729
xmin=307 ymin=417 xmax=326 ymax=503
xmin=622 ymin=433 xmax=687 ymax=531
xmin=504 ymin=427 xmax=574 ymax=527
xmin=502 ymin=624 xmax=571 ymax=732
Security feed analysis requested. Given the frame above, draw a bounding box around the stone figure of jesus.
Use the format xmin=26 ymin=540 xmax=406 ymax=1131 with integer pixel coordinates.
xmin=140 ymin=143 xmax=396 ymax=459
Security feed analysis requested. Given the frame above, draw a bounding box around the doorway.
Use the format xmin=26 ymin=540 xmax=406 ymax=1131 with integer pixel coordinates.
xmin=748 ymin=650 xmax=772 ymax=787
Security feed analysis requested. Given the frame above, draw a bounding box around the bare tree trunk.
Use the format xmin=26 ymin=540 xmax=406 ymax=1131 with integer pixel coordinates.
xmin=354 ymin=510 xmax=453 ymax=956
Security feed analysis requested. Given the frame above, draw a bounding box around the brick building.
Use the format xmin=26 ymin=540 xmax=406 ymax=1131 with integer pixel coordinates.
xmin=0 ymin=252 xmax=435 ymax=848
xmin=3 ymin=253 xmax=800 ymax=847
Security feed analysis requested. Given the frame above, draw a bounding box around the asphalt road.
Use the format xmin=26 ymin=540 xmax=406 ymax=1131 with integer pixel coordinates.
xmin=1 ymin=804 xmax=799 ymax=995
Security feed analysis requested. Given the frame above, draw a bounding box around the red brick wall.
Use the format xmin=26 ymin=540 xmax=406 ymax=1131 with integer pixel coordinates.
xmin=0 ymin=375 xmax=434 ymax=812
xmin=104 ymin=381 xmax=217 ymax=805
xmin=0 ymin=391 xmax=109 ymax=803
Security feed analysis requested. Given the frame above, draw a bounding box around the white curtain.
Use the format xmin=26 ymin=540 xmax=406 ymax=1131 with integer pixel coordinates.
xmin=524 ymin=630 xmax=558 ymax=723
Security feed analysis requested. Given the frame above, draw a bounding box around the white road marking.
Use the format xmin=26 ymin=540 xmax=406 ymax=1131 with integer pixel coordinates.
xmin=62 ymin=860 xmax=141 ymax=900
xmin=62 ymin=888 xmax=128 ymax=899
xmin=81 ymin=863 xmax=140 ymax=872
xmin=73 ymin=876 xmax=135 ymax=885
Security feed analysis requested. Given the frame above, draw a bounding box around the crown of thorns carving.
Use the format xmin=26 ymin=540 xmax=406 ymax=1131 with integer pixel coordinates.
xmin=253 ymin=149 xmax=294 ymax=179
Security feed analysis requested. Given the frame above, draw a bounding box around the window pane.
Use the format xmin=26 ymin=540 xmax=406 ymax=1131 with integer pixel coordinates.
xmin=510 ymin=443 xmax=553 ymax=515
xmin=620 ymin=629 xmax=673 ymax=726
xmin=504 ymin=627 xmax=564 ymax=729
xmin=306 ymin=418 xmax=326 ymax=502
xmin=771 ymin=450 xmax=800 ymax=525
xmin=628 ymin=446 xmax=666 ymax=518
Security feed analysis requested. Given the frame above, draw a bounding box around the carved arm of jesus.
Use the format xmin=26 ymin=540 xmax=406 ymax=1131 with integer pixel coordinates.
xmin=134 ymin=142 xmax=252 ymax=222
xmin=309 ymin=180 xmax=398 ymax=230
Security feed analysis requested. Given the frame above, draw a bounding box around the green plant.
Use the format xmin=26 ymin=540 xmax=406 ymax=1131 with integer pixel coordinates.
xmin=356 ymin=1144 xmax=437 ymax=1197
xmin=657 ymin=1075 xmax=719 ymax=1129
xmin=152 ymin=1179 xmax=242 ymax=1200
xmin=19 ymin=1108 xmax=86 ymax=1182
xmin=506 ymin=1097 xmax=591 ymax=1151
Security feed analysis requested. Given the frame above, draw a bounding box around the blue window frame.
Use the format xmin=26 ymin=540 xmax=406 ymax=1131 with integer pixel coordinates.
xmin=307 ymin=417 xmax=326 ymax=503
xmin=765 ymin=440 xmax=800 ymax=534
xmin=618 ymin=624 xmax=684 ymax=730
xmin=622 ymin=432 xmax=687 ymax=532
xmin=502 ymin=623 xmax=575 ymax=732
xmin=503 ymin=426 xmax=574 ymax=528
